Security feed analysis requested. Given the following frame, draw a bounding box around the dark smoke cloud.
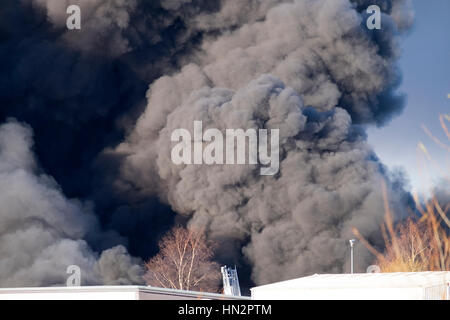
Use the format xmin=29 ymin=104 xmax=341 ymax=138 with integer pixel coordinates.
xmin=117 ymin=74 xmax=411 ymax=284
xmin=0 ymin=0 xmax=283 ymax=286
xmin=115 ymin=0 xmax=415 ymax=284
xmin=0 ymin=119 xmax=142 ymax=286
xmin=0 ymin=0 xmax=238 ymax=276
xmin=0 ymin=0 xmax=227 ymax=286
xmin=0 ymin=0 xmax=415 ymax=287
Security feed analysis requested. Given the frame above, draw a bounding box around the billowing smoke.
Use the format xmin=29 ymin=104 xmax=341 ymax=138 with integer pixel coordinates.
xmin=0 ymin=0 xmax=234 ymax=279
xmin=114 ymin=0 xmax=414 ymax=285
xmin=0 ymin=0 xmax=415 ymax=287
xmin=0 ymin=119 xmax=142 ymax=286
xmin=0 ymin=0 xmax=290 ymax=264
xmin=1 ymin=0 xmax=271 ymax=287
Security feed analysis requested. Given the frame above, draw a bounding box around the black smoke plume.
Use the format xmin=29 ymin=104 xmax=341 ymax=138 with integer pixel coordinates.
xmin=0 ymin=0 xmax=414 ymax=287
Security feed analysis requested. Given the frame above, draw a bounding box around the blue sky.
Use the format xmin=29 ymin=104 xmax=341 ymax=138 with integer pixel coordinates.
xmin=368 ymin=0 xmax=450 ymax=195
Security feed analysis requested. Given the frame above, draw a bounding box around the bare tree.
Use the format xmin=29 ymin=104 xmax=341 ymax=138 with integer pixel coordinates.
xmin=144 ymin=227 xmax=221 ymax=292
xmin=353 ymin=181 xmax=450 ymax=272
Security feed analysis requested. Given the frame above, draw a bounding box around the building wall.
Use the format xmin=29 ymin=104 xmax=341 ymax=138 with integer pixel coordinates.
xmin=0 ymin=286 xmax=248 ymax=300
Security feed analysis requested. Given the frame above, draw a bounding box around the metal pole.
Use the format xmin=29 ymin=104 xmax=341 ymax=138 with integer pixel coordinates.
xmin=349 ymin=239 xmax=356 ymax=274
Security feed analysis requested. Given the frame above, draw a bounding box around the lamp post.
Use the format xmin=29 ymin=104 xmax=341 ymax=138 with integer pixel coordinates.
xmin=349 ymin=239 xmax=356 ymax=274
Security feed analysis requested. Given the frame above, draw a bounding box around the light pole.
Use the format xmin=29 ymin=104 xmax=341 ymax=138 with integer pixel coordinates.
xmin=447 ymin=282 xmax=450 ymax=300
xmin=349 ymin=239 xmax=356 ymax=274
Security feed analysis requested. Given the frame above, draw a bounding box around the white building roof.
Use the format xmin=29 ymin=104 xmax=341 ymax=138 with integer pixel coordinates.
xmin=251 ymin=272 xmax=450 ymax=300
xmin=0 ymin=285 xmax=249 ymax=300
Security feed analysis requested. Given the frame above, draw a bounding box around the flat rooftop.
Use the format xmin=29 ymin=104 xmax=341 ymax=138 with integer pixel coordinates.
xmin=0 ymin=285 xmax=250 ymax=300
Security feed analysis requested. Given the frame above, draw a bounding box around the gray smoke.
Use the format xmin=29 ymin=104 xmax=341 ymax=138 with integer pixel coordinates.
xmin=114 ymin=0 xmax=414 ymax=284
xmin=1 ymin=0 xmax=283 ymax=287
xmin=0 ymin=119 xmax=143 ymax=287
xmin=29 ymin=0 xmax=281 ymax=57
